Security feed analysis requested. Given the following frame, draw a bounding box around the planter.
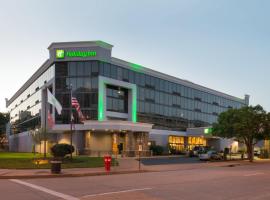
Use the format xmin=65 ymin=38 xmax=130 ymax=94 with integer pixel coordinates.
xmin=50 ymin=160 xmax=62 ymax=174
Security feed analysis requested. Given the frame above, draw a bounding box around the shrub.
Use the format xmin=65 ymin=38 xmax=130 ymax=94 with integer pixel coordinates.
xmin=51 ymin=143 xmax=74 ymax=158
xmin=150 ymin=145 xmax=164 ymax=155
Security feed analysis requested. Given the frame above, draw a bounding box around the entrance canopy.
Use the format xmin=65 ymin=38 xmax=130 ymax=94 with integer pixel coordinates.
xmin=52 ymin=120 xmax=153 ymax=132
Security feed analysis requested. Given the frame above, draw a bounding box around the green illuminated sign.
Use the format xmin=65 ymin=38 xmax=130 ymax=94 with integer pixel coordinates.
xmin=204 ymin=128 xmax=213 ymax=134
xmin=56 ymin=50 xmax=97 ymax=59
xmin=129 ymin=62 xmax=143 ymax=72
xmin=132 ymin=87 xmax=137 ymax=122
xmin=98 ymin=81 xmax=104 ymax=121
xmin=56 ymin=50 xmax=65 ymax=59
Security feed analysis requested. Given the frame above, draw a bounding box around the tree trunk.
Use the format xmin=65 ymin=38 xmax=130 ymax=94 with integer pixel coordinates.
xmin=246 ymin=143 xmax=254 ymax=162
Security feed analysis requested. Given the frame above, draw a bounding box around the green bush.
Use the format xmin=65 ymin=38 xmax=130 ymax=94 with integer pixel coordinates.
xmin=51 ymin=143 xmax=74 ymax=158
xmin=259 ymin=149 xmax=269 ymax=159
xmin=150 ymin=145 xmax=164 ymax=155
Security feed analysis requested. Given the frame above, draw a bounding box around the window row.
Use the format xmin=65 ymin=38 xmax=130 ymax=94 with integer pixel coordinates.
xmin=56 ymin=77 xmax=98 ymax=92
xmin=55 ymin=92 xmax=98 ymax=109
xmin=97 ymin=61 xmax=245 ymax=109
xmin=137 ymin=101 xmax=218 ymax=124
xmin=8 ymin=65 xmax=54 ymax=112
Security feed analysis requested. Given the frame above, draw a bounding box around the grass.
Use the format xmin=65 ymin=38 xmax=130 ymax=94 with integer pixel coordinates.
xmin=0 ymin=152 xmax=116 ymax=169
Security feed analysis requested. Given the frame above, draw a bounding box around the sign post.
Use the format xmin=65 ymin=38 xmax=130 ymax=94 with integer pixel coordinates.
xmin=138 ymin=144 xmax=143 ymax=171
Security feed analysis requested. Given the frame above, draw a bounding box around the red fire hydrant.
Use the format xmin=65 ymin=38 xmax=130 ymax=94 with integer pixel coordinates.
xmin=104 ymin=155 xmax=112 ymax=172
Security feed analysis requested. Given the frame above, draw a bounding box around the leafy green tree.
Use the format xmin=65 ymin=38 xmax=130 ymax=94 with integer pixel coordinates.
xmin=0 ymin=113 xmax=9 ymax=148
xmin=0 ymin=113 xmax=9 ymax=135
xmin=213 ymin=105 xmax=270 ymax=162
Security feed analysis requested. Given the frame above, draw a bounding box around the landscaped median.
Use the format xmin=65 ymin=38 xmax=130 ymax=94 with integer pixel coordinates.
xmin=0 ymin=152 xmax=148 ymax=179
xmin=0 ymin=152 xmax=117 ymax=169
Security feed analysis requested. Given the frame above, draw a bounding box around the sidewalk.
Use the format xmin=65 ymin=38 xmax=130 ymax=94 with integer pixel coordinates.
xmin=0 ymin=157 xmax=267 ymax=179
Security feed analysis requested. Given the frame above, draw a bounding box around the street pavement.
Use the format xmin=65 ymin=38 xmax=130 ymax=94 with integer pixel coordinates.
xmin=1 ymin=161 xmax=270 ymax=199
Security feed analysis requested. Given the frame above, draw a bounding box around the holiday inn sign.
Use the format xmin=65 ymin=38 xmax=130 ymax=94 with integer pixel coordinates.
xmin=56 ymin=49 xmax=97 ymax=59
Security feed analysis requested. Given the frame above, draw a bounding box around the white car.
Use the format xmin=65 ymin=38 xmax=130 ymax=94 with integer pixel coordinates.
xmin=199 ymin=150 xmax=222 ymax=161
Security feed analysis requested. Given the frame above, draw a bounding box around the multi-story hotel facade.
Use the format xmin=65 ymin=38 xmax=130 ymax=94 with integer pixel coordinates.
xmin=6 ymin=41 xmax=249 ymax=156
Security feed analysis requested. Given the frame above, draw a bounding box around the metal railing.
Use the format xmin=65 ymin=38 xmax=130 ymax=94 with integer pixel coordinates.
xmin=83 ymin=149 xmax=152 ymax=157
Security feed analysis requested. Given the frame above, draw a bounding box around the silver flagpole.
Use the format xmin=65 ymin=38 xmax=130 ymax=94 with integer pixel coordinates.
xmin=69 ymin=84 xmax=73 ymax=159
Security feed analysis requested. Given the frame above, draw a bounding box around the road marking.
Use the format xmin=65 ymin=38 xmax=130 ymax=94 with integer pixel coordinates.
xmin=244 ymin=172 xmax=264 ymax=177
xmin=82 ymin=187 xmax=153 ymax=198
xmin=9 ymin=179 xmax=79 ymax=200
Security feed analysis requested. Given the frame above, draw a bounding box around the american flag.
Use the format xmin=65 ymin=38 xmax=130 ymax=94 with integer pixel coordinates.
xmin=71 ymin=97 xmax=85 ymax=122
xmin=47 ymin=110 xmax=54 ymax=128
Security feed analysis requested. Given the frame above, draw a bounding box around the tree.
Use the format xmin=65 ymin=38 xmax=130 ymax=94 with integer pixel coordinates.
xmin=30 ymin=128 xmax=51 ymax=158
xmin=213 ymin=105 xmax=270 ymax=162
xmin=0 ymin=113 xmax=9 ymax=134
xmin=0 ymin=113 xmax=9 ymax=149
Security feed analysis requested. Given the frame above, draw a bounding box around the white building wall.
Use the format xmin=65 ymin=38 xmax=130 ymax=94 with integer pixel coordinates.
xmin=9 ymin=131 xmax=33 ymax=152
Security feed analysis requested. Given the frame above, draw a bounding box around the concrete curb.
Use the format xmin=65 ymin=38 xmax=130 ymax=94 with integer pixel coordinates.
xmin=0 ymin=170 xmax=151 ymax=180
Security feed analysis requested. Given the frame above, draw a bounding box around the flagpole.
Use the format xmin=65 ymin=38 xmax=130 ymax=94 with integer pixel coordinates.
xmin=44 ymin=89 xmax=47 ymax=159
xmin=69 ymin=84 xmax=73 ymax=159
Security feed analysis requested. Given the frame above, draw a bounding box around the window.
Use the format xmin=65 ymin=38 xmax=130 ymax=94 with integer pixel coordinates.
xmin=55 ymin=62 xmax=68 ymax=77
xmin=68 ymin=62 xmax=77 ymax=76
xmin=104 ymin=62 xmax=110 ymax=77
xmin=122 ymin=69 xmax=129 ymax=82
xmin=91 ymin=61 xmax=99 ymax=75
xmin=111 ymin=65 xmax=117 ymax=79
xmin=194 ymin=108 xmax=202 ymax=112
xmin=213 ymin=102 xmax=219 ymax=106
xmin=194 ymin=97 xmax=202 ymax=101
xmin=84 ymin=62 xmax=91 ymax=75
xmin=172 ymin=91 xmax=181 ymax=96
xmin=77 ymin=62 xmax=84 ymax=76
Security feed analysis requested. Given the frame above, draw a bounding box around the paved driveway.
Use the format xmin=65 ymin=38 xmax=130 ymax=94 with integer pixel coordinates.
xmin=140 ymin=156 xmax=204 ymax=165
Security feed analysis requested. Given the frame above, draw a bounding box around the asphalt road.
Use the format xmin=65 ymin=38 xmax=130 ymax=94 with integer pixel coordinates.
xmin=1 ymin=162 xmax=270 ymax=200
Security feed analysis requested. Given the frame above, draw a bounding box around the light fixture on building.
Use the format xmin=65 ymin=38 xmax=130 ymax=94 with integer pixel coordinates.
xmin=117 ymin=87 xmax=121 ymax=94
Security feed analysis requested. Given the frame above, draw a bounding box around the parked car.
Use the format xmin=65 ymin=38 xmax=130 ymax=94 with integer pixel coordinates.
xmin=199 ymin=150 xmax=223 ymax=161
xmin=192 ymin=146 xmax=202 ymax=156
xmin=192 ymin=146 xmax=211 ymax=157
xmin=254 ymin=147 xmax=261 ymax=156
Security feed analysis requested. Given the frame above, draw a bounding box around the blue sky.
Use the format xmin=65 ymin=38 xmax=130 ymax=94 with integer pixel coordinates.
xmin=0 ymin=0 xmax=269 ymax=111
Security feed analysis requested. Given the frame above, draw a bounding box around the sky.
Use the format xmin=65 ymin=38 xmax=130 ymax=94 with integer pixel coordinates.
xmin=0 ymin=0 xmax=269 ymax=112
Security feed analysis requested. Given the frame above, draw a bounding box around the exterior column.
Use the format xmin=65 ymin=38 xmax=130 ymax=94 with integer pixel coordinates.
xmin=112 ymin=132 xmax=119 ymax=155
xmin=137 ymin=132 xmax=149 ymax=156
xmin=125 ymin=131 xmax=135 ymax=157
xmin=142 ymin=132 xmax=149 ymax=153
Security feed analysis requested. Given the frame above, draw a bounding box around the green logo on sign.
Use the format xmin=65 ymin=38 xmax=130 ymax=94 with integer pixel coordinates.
xmin=204 ymin=128 xmax=212 ymax=134
xmin=56 ymin=49 xmax=97 ymax=59
xmin=56 ymin=49 xmax=65 ymax=59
